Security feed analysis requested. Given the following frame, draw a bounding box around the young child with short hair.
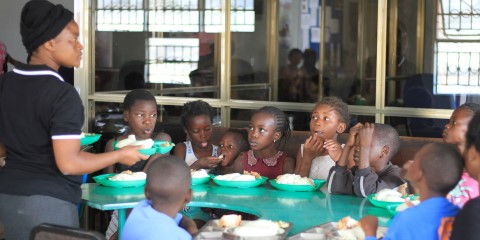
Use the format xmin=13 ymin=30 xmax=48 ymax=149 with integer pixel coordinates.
xmin=174 ymin=100 xmax=220 ymax=170
xmin=360 ymin=143 xmax=463 ymax=239
xmin=240 ymin=106 xmax=295 ymax=179
xmin=294 ymin=97 xmax=349 ymax=181
xmin=104 ymin=89 xmax=171 ymax=240
xmin=122 ymin=156 xmax=197 ymax=239
xmin=443 ymin=103 xmax=480 ymax=207
xmin=451 ymin=111 xmax=480 ymax=239
xmin=210 ymin=128 xmax=249 ymax=175
xmin=327 ymin=123 xmax=404 ymax=197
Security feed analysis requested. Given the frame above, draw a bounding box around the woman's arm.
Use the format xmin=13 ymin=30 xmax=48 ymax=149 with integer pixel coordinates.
xmin=53 ymin=139 xmax=148 ymax=175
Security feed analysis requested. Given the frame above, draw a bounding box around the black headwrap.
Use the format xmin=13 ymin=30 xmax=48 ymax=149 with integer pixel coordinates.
xmin=20 ymin=0 xmax=74 ymax=56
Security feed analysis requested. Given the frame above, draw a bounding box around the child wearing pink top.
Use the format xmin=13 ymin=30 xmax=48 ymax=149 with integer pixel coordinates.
xmin=443 ymin=103 xmax=480 ymax=207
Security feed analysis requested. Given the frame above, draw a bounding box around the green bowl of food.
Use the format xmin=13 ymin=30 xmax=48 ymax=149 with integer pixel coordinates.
xmin=367 ymin=194 xmax=405 ymax=208
xmin=80 ymin=134 xmax=101 ymax=146
xmin=113 ymin=140 xmax=173 ymax=156
xmin=269 ymin=179 xmax=326 ymax=192
xmin=191 ymin=176 xmax=211 ymax=186
xmin=93 ymin=173 xmax=146 ymax=188
xmin=211 ymin=175 xmax=267 ymax=188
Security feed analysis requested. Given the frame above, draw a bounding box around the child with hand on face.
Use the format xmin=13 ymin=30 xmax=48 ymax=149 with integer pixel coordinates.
xmin=294 ymin=97 xmax=349 ymax=181
xmin=328 ymin=123 xmax=405 ymax=197
xmin=122 ymin=156 xmax=198 ymax=240
xmin=240 ymin=106 xmax=295 ymax=179
xmin=443 ymin=103 xmax=480 ymax=208
xmin=210 ymin=128 xmax=249 ymax=175
xmin=360 ymin=143 xmax=463 ymax=240
xmin=104 ymin=89 xmax=171 ymax=240
xmin=451 ymin=111 xmax=480 ymax=239
xmin=174 ymin=100 xmax=220 ymax=170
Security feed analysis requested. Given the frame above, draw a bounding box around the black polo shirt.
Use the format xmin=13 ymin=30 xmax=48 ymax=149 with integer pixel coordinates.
xmin=0 ymin=63 xmax=84 ymax=204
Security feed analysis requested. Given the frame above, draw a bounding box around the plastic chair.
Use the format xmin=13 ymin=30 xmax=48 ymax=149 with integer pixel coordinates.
xmin=30 ymin=223 xmax=104 ymax=240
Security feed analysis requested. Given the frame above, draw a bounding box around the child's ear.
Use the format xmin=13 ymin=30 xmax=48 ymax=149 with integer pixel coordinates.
xmin=273 ymin=132 xmax=281 ymax=143
xmin=123 ymin=111 xmax=129 ymax=122
xmin=336 ymin=122 xmax=347 ymax=134
xmin=184 ymin=189 xmax=192 ymax=204
xmin=144 ymin=188 xmax=150 ymax=200
xmin=380 ymin=145 xmax=390 ymax=159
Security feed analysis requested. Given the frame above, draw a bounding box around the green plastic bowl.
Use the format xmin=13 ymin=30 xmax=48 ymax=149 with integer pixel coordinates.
xmin=211 ymin=175 xmax=267 ymax=188
xmin=269 ymin=179 xmax=326 ymax=192
xmin=112 ymin=140 xmax=174 ymax=156
xmin=367 ymin=194 xmax=405 ymax=208
xmin=93 ymin=173 xmax=146 ymax=188
xmin=386 ymin=204 xmax=398 ymax=216
xmin=191 ymin=176 xmax=211 ymax=186
xmin=80 ymin=134 xmax=101 ymax=146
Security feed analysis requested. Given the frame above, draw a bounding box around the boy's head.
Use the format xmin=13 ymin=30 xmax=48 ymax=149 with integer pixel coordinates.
xmin=21 ymin=0 xmax=82 ymax=68
xmin=405 ymin=143 xmax=463 ymax=196
xmin=145 ymin=156 xmax=192 ymax=209
xmin=310 ymin=97 xmax=349 ymax=140
xmin=465 ymin=111 xmax=480 ymax=180
xmin=218 ymin=129 xmax=249 ymax=167
xmin=354 ymin=124 xmax=400 ymax=166
xmin=123 ymin=90 xmax=157 ymax=139
xmin=181 ymin=100 xmax=214 ymax=148
xmin=443 ymin=103 xmax=480 ymax=152
xmin=288 ymin=48 xmax=303 ymax=65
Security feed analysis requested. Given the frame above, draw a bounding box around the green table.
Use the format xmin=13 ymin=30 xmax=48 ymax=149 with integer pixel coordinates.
xmin=81 ymin=182 xmax=392 ymax=237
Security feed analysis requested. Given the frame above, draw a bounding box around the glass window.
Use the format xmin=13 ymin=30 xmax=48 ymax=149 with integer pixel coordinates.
xmin=385 ymin=116 xmax=447 ymax=137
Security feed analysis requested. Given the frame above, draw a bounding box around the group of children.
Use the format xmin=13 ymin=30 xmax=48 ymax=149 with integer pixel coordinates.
xmin=109 ymin=89 xmax=480 ymax=239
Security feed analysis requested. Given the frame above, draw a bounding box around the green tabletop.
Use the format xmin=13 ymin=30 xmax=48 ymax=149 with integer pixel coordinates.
xmin=81 ymin=182 xmax=392 ymax=236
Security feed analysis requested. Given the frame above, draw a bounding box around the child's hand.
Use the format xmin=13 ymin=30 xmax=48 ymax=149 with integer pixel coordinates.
xmin=199 ymin=156 xmax=222 ymax=169
xmin=179 ymin=216 xmax=198 ymax=236
xmin=346 ymin=123 xmax=363 ymax=147
xmin=324 ymin=139 xmax=342 ymax=161
xmin=401 ymin=160 xmax=414 ymax=178
xmin=359 ymin=215 xmax=378 ymax=238
xmin=303 ymin=134 xmax=324 ymax=159
xmin=117 ymin=145 xmax=149 ymax=166
xmin=359 ymin=123 xmax=375 ymax=148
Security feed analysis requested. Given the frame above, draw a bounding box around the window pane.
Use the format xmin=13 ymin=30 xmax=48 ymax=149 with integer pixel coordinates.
xmin=385 ymin=116 xmax=447 ymax=138
xmin=94 ymin=0 xmax=222 ymax=99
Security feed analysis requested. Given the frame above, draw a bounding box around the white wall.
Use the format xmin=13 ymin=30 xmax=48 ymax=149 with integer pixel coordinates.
xmin=0 ymin=0 xmax=74 ymax=64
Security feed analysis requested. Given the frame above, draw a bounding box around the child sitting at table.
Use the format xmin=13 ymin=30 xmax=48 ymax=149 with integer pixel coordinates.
xmin=360 ymin=142 xmax=463 ymax=239
xmin=104 ymin=89 xmax=172 ymax=240
xmin=327 ymin=123 xmax=405 ymax=197
xmin=210 ymin=128 xmax=249 ymax=175
xmin=294 ymin=96 xmax=349 ymax=180
xmin=451 ymin=111 xmax=480 ymax=239
xmin=122 ymin=156 xmax=198 ymax=240
xmin=443 ymin=103 xmax=480 ymax=207
xmin=239 ymin=106 xmax=295 ymax=179
xmin=174 ymin=100 xmax=221 ymax=170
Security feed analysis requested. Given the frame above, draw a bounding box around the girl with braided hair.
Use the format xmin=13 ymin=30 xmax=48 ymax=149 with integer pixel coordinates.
xmin=241 ymin=106 xmax=295 ymax=179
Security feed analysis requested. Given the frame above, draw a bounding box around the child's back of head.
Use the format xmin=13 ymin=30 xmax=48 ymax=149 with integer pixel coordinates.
xmin=146 ymin=156 xmax=191 ymax=205
xmin=417 ymin=143 xmax=463 ymax=196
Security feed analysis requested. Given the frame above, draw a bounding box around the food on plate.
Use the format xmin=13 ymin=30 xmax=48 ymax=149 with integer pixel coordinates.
xmin=233 ymin=220 xmax=282 ymax=237
xmin=215 ymin=172 xmax=261 ymax=181
xmin=190 ymin=169 xmax=209 ymax=178
xmin=218 ymin=214 xmax=242 ymax=228
xmin=396 ymin=183 xmax=409 ymax=197
xmin=160 ymin=142 xmax=174 ymax=147
xmin=243 ymin=170 xmax=261 ymax=179
xmin=337 ymin=216 xmax=359 ymax=230
xmin=373 ymin=189 xmax=404 ymax=202
xmin=395 ymin=199 xmax=421 ymax=212
xmin=109 ymin=170 xmax=147 ymax=181
xmin=115 ymin=135 xmax=154 ymax=149
xmin=275 ymin=174 xmax=315 ymax=187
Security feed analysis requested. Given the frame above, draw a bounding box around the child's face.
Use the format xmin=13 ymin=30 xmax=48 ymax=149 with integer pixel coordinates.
xmin=464 ymin=145 xmax=480 ymax=179
xmin=248 ymin=112 xmax=280 ymax=151
xmin=124 ymin=100 xmax=157 ymax=140
xmin=309 ymin=104 xmax=346 ymax=140
xmin=218 ymin=132 xmax=242 ymax=167
xmin=443 ymin=108 xmax=472 ymax=147
xmin=52 ymin=20 xmax=83 ymax=68
xmin=185 ymin=114 xmax=213 ymax=149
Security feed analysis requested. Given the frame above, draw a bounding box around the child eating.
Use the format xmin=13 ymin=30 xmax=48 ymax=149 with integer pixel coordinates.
xmin=174 ymin=100 xmax=220 ymax=170
xmin=210 ymin=128 xmax=249 ymax=175
xmin=294 ymin=96 xmax=349 ymax=180
xmin=328 ymin=123 xmax=405 ymax=197
xmin=360 ymin=143 xmax=463 ymax=239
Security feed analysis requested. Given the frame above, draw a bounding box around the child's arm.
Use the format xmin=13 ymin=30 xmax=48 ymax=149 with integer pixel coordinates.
xmin=357 ymin=123 xmax=374 ymax=170
xmin=295 ymin=135 xmax=324 ymax=177
xmin=359 ymin=215 xmax=379 ymax=240
xmin=178 ymin=215 xmax=198 ymax=236
xmin=323 ymin=139 xmax=342 ymax=162
xmin=283 ymin=155 xmax=295 ymax=174
xmin=173 ymin=142 xmax=187 ymax=163
xmin=190 ymin=156 xmax=222 ymax=170
xmin=353 ymin=164 xmax=406 ymax=197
